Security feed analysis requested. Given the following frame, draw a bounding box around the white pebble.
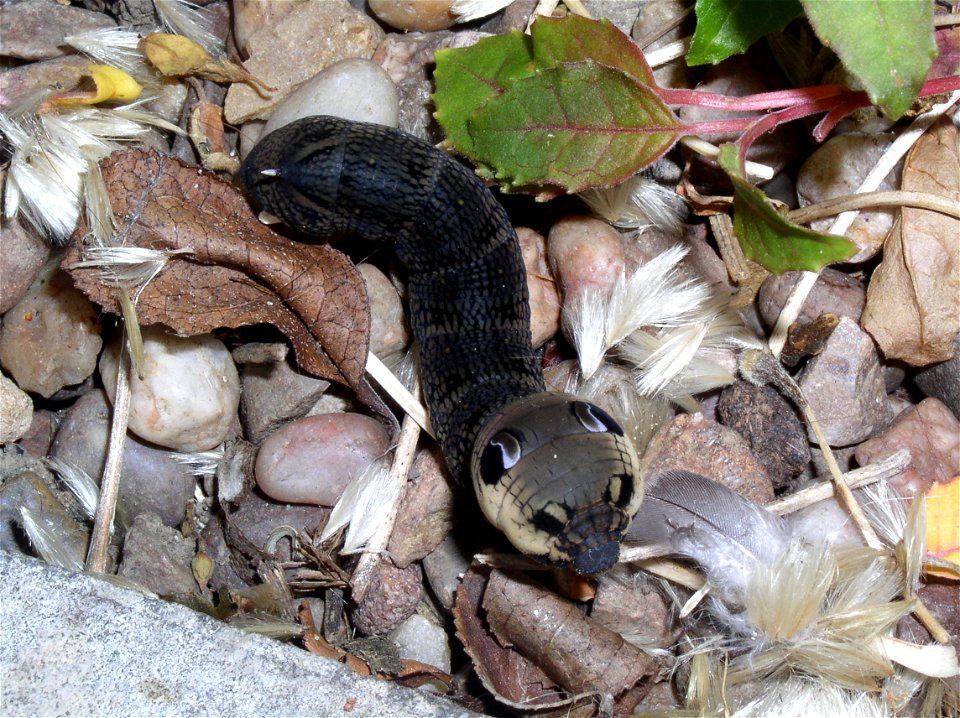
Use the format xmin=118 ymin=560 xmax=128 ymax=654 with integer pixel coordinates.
xmin=390 ymin=612 xmax=452 ymax=674
xmin=261 ymin=58 xmax=399 ymax=139
xmin=99 ymin=326 xmax=240 ymax=452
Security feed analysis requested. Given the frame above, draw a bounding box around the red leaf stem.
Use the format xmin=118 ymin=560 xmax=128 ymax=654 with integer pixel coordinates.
xmin=813 ymin=98 xmax=873 ymax=141
xmin=736 ymin=96 xmax=846 ymax=167
xmin=658 ymin=84 xmax=852 ymax=111
xmin=919 ymin=75 xmax=960 ymax=95
xmin=680 ymin=117 xmax=761 ymax=135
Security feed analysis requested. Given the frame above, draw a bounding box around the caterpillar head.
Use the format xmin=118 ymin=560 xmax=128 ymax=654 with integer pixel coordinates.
xmin=469 ymin=393 xmax=643 ymax=574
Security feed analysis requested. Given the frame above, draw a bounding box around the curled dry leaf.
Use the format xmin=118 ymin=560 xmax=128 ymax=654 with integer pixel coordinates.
xmin=140 ymin=33 xmax=275 ymax=95
xmin=454 ymin=565 xmax=656 ymax=713
xmin=65 ymin=149 xmax=392 ymax=423
xmin=862 ymin=117 xmax=960 ymax=365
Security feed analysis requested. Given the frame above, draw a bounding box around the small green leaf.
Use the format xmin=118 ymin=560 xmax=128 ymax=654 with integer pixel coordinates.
xmin=532 ymin=14 xmax=656 ymax=85
xmin=802 ymin=0 xmax=937 ymax=119
xmin=717 ymin=144 xmax=856 ymax=273
xmin=433 ymin=30 xmax=535 ymax=159
xmin=469 ymin=62 xmax=681 ymax=193
xmin=688 ymin=0 xmax=803 ymax=66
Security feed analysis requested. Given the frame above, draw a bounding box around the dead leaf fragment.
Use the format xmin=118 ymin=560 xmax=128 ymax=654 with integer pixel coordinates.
xmin=64 ymin=149 xmax=389 ymax=422
xmin=454 ymin=567 xmax=579 ymax=711
xmin=140 ymin=33 xmax=274 ymax=94
xmin=483 ymin=570 xmax=656 ymax=702
xmin=453 ymin=565 xmax=655 ymax=713
xmin=862 ymin=118 xmax=960 ymax=365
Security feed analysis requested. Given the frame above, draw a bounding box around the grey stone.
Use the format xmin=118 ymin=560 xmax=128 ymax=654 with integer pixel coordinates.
xmin=0 ymin=0 xmax=115 ymax=60
xmin=0 ymin=551 xmax=480 ymax=717
xmin=799 ymin=317 xmax=891 ymax=447
xmin=240 ymin=355 xmax=331 ymax=444
xmin=118 ymin=513 xmax=197 ymax=596
xmin=50 ymin=389 xmax=197 ymax=528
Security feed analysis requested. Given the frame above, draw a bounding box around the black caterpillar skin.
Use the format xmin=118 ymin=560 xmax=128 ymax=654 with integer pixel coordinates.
xmin=241 ymin=116 xmax=642 ymax=574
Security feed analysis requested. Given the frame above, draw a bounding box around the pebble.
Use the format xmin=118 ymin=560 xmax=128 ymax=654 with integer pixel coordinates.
xmin=638 ymin=412 xmax=774 ymax=505
xmin=224 ymin=0 xmax=384 ymax=124
xmin=854 ymin=398 xmax=959 ymax=499
xmin=0 ymin=55 xmax=90 ymax=109
xmin=421 ymin=533 xmax=471 ymax=611
xmin=390 ymin=611 xmax=452 ymax=673
xmin=368 ymin=0 xmax=458 ymax=32
xmin=350 ymin=559 xmax=423 ymax=635
xmin=99 ymin=326 xmax=241 ymax=453
xmin=221 ymin=490 xmax=328 ymax=562
xmin=232 ymin=0 xmax=299 ymax=56
xmin=387 ymin=448 xmax=455 ymax=567
xmin=259 ymin=59 xmax=399 ymax=145
xmin=0 ymin=469 xmax=89 ymax=568
xmin=786 ymin=493 xmax=867 ymax=547
xmin=49 ymin=388 xmax=198 ymax=528
xmin=254 ymin=413 xmax=390 ymax=505
xmin=196 ymin=513 xmax=250 ymax=591
xmin=757 ymin=268 xmax=866 ymax=330
xmin=0 ymin=2 xmax=115 ymax=60
xmin=239 ymin=354 xmax=331 ymax=445
xmin=14 ymin=408 xmax=57 ymax=458
xmin=582 ymin=0 xmax=641 ymax=34
xmin=0 ymin=260 xmax=102 ymax=399
xmin=118 ymin=513 xmax=198 ymax=597
xmin=717 ymin=382 xmax=810 ymax=490
xmin=632 ymin=0 xmax=693 ymax=89
xmin=0 ymin=214 xmax=49 ymax=314
xmin=517 ymin=227 xmax=560 ymax=348
xmin=796 ymin=133 xmax=902 ymax=262
xmin=0 ymin=372 xmax=32 ymax=444
xmin=547 ymin=216 xmax=625 ymax=299
xmin=914 ymin=335 xmax=960 ymax=417
xmin=238 ymin=119 xmax=265 ymax=162
xmin=358 ymin=264 xmax=410 ymax=359
xmin=798 ymin=316 xmax=890 ymax=447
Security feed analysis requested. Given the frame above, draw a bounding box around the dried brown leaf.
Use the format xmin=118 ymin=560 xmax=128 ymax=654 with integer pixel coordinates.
xmin=862 ymin=118 xmax=960 ymax=365
xmin=65 ymin=149 xmax=392 ymax=422
xmin=453 ymin=566 xmax=580 ymax=711
xmin=454 ymin=565 xmax=656 ymax=713
xmin=483 ymin=570 xmax=656 ymax=704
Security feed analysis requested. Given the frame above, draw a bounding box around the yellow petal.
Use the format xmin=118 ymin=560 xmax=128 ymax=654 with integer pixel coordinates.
xmin=52 ymin=64 xmax=142 ymax=106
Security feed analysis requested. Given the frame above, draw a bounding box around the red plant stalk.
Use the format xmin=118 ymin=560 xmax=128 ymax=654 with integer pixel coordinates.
xmin=664 ymin=74 xmax=960 ymax=170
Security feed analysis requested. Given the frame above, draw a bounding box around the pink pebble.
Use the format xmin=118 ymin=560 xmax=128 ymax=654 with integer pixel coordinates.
xmin=255 ymin=413 xmax=390 ymax=505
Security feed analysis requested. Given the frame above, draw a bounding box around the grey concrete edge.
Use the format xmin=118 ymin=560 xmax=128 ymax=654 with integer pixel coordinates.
xmin=0 ymin=551 xmax=484 ymax=717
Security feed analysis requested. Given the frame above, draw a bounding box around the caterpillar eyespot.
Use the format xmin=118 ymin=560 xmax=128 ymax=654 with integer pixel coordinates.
xmin=240 ymin=116 xmax=644 ymax=574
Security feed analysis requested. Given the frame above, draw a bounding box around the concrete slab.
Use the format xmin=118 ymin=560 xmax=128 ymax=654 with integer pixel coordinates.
xmin=0 ymin=551 xmax=482 ymax=717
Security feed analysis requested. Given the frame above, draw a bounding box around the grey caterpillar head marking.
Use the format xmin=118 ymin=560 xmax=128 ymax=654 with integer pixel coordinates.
xmin=241 ymin=116 xmax=645 ymax=575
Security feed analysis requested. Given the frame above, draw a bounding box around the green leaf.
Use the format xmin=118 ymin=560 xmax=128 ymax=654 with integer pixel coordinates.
xmin=532 ymin=14 xmax=656 ymax=85
xmin=433 ymin=30 xmax=535 ymax=159
xmin=802 ymin=0 xmax=937 ymax=119
xmin=688 ymin=0 xmax=803 ymax=66
xmin=717 ymin=144 xmax=856 ymax=273
xmin=469 ymin=62 xmax=681 ymax=193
